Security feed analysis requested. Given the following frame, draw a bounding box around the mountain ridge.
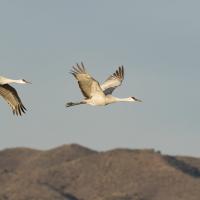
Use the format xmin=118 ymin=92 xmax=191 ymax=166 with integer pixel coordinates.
xmin=0 ymin=144 xmax=199 ymax=200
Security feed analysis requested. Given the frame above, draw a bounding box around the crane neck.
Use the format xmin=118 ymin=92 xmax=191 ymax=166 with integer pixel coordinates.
xmin=115 ymin=97 xmax=135 ymax=102
xmin=105 ymin=96 xmax=135 ymax=104
xmin=1 ymin=77 xmax=24 ymax=84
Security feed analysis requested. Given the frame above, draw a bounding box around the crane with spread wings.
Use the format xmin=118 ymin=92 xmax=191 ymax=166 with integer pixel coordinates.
xmin=66 ymin=63 xmax=142 ymax=108
xmin=0 ymin=76 xmax=31 ymax=116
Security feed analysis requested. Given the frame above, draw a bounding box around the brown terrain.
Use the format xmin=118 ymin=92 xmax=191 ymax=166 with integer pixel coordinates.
xmin=0 ymin=144 xmax=200 ymax=200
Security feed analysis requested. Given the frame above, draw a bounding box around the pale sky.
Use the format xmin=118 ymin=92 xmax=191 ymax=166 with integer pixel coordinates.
xmin=0 ymin=0 xmax=200 ymax=156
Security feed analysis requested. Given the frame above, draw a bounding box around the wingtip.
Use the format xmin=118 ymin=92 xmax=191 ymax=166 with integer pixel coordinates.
xmin=71 ymin=62 xmax=87 ymax=74
xmin=12 ymin=104 xmax=27 ymax=116
xmin=121 ymin=65 xmax=124 ymax=77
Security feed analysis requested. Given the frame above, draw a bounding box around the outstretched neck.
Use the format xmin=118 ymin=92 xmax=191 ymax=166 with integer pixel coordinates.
xmin=115 ymin=97 xmax=136 ymax=102
xmin=105 ymin=96 xmax=136 ymax=105
xmin=0 ymin=77 xmax=25 ymax=84
xmin=8 ymin=79 xmax=25 ymax=84
xmin=11 ymin=79 xmax=24 ymax=84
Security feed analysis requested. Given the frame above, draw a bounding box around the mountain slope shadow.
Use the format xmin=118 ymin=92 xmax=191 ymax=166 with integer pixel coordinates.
xmin=164 ymin=156 xmax=200 ymax=178
xmin=39 ymin=181 xmax=80 ymax=200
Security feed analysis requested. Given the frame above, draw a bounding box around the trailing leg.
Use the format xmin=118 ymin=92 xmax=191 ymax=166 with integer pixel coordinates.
xmin=65 ymin=101 xmax=85 ymax=108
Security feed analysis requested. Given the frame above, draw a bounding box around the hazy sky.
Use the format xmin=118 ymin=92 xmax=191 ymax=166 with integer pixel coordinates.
xmin=1 ymin=1 xmax=200 ymax=156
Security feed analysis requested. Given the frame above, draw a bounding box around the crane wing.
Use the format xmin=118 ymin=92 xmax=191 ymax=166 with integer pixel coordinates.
xmin=0 ymin=84 xmax=26 ymax=116
xmin=101 ymin=66 xmax=124 ymax=95
xmin=70 ymin=63 xmax=104 ymax=98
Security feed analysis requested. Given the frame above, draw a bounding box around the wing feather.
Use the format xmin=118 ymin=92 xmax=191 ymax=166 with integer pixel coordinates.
xmin=101 ymin=66 xmax=124 ymax=95
xmin=0 ymin=84 xmax=26 ymax=116
xmin=70 ymin=62 xmax=104 ymax=98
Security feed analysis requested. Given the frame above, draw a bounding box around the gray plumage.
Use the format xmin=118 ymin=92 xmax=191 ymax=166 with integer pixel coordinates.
xmin=101 ymin=65 xmax=124 ymax=95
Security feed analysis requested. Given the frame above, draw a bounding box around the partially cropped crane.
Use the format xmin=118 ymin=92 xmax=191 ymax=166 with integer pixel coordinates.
xmin=0 ymin=76 xmax=31 ymax=116
xmin=66 ymin=63 xmax=142 ymax=108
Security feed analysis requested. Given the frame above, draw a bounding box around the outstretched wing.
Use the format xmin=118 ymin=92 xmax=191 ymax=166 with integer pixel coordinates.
xmin=70 ymin=62 xmax=104 ymax=98
xmin=101 ymin=66 xmax=124 ymax=95
xmin=0 ymin=84 xmax=26 ymax=116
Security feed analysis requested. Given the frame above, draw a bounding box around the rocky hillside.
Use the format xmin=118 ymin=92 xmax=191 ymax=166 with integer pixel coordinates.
xmin=0 ymin=144 xmax=200 ymax=200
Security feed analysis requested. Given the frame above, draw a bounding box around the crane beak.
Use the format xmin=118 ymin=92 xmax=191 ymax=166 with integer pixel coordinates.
xmin=136 ymin=98 xmax=142 ymax=102
xmin=23 ymin=79 xmax=32 ymax=84
xmin=131 ymin=97 xmax=142 ymax=102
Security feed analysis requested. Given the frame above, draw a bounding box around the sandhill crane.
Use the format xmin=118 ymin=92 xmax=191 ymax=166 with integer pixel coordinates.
xmin=0 ymin=76 xmax=31 ymax=116
xmin=66 ymin=63 xmax=142 ymax=108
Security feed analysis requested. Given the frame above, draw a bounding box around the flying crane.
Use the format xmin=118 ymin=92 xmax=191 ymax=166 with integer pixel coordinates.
xmin=66 ymin=63 xmax=142 ymax=108
xmin=0 ymin=76 xmax=31 ymax=116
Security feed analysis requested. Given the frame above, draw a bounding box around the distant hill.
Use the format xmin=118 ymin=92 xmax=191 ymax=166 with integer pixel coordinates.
xmin=0 ymin=144 xmax=200 ymax=200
